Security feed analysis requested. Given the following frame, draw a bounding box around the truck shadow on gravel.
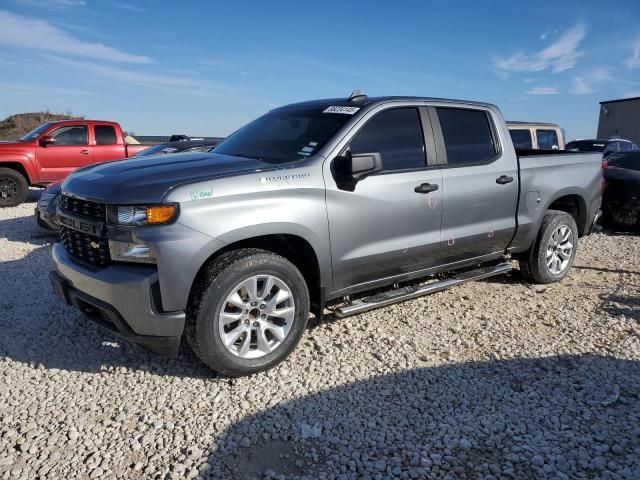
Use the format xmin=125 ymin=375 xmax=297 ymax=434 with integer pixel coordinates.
xmin=599 ymin=294 xmax=640 ymax=321
xmin=574 ymin=265 xmax=640 ymax=276
xmin=0 ymin=229 xmax=215 ymax=378
xmin=202 ymin=355 xmax=640 ymax=480
xmin=597 ymin=288 xmax=640 ymax=323
xmin=0 ymin=215 xmax=57 ymax=244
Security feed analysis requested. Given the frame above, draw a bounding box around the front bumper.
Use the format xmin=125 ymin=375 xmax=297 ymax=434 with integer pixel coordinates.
xmin=35 ymin=194 xmax=60 ymax=231
xmin=51 ymin=243 xmax=185 ymax=356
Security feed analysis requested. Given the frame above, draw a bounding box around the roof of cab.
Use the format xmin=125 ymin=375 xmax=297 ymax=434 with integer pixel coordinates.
xmin=279 ymin=95 xmax=498 ymax=111
xmin=569 ymin=138 xmax=632 ymax=143
xmin=507 ymin=121 xmax=560 ymax=127
xmin=46 ymin=120 xmax=119 ymax=125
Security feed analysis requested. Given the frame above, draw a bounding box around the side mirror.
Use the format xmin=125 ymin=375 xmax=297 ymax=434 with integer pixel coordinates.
xmin=39 ymin=135 xmax=56 ymax=147
xmin=334 ymin=151 xmax=382 ymax=179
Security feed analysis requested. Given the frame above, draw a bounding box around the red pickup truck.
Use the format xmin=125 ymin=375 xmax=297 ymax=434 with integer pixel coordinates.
xmin=0 ymin=120 xmax=148 ymax=207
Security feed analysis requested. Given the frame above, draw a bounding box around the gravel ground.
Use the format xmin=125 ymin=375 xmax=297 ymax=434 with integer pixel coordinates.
xmin=1 ymin=195 xmax=639 ymax=480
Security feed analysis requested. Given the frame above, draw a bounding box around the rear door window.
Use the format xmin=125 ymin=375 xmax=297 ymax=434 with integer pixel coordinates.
xmin=436 ymin=107 xmax=497 ymax=166
xmin=603 ymin=142 xmax=619 ymax=155
xmin=94 ymin=125 xmax=117 ymax=145
xmin=536 ymin=129 xmax=559 ymax=150
xmin=509 ymin=129 xmax=532 ymax=149
xmin=349 ymin=107 xmax=427 ymax=172
xmin=607 ymin=152 xmax=640 ymax=171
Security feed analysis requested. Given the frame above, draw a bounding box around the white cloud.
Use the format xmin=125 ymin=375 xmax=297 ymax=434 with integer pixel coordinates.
xmin=11 ymin=0 xmax=86 ymax=6
xmin=570 ymin=78 xmax=594 ymax=95
xmin=48 ymin=0 xmax=86 ymax=5
xmin=44 ymin=55 xmax=240 ymax=96
xmin=495 ymin=23 xmax=586 ymax=73
xmin=570 ymin=68 xmax=612 ymax=95
xmin=627 ymin=36 xmax=640 ymax=69
xmin=111 ymin=2 xmax=146 ymax=13
xmin=526 ymin=86 xmax=559 ymax=95
xmin=0 ymin=9 xmax=152 ymax=64
xmin=0 ymin=81 xmax=93 ymax=96
xmin=540 ymin=27 xmax=561 ymax=41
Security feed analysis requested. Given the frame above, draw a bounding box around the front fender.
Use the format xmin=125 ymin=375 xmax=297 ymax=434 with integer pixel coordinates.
xmin=215 ymin=221 xmax=331 ymax=288
xmin=136 ymin=221 xmax=331 ymax=313
xmin=0 ymin=152 xmax=37 ymax=183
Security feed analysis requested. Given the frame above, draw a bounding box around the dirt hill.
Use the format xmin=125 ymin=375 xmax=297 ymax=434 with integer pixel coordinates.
xmin=0 ymin=112 xmax=83 ymax=141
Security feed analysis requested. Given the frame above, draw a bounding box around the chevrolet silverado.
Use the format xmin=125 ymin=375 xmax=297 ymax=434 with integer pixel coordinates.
xmin=50 ymin=93 xmax=603 ymax=376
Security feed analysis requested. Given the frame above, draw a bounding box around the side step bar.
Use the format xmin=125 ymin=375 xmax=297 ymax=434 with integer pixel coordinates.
xmin=332 ymin=263 xmax=512 ymax=318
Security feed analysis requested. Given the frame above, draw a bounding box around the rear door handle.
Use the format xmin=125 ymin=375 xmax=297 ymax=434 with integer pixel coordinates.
xmin=496 ymin=175 xmax=514 ymax=185
xmin=80 ymin=149 xmax=90 ymax=155
xmin=414 ymin=183 xmax=439 ymax=194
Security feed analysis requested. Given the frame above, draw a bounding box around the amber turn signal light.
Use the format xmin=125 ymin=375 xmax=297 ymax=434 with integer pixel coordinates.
xmin=146 ymin=204 xmax=177 ymax=224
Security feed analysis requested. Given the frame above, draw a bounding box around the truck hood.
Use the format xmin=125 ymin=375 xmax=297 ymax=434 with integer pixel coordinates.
xmin=0 ymin=141 xmax=31 ymax=149
xmin=62 ymin=152 xmax=291 ymax=204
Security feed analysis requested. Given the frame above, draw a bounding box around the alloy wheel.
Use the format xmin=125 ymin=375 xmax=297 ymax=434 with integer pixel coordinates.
xmin=546 ymin=225 xmax=574 ymax=275
xmin=218 ymin=274 xmax=295 ymax=359
xmin=0 ymin=177 xmax=18 ymax=199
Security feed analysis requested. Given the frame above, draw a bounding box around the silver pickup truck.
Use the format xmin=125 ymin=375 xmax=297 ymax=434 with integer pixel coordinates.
xmin=50 ymin=93 xmax=603 ymax=376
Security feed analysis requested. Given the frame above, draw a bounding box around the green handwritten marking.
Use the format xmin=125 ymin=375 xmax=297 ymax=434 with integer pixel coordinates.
xmin=189 ymin=186 xmax=213 ymax=201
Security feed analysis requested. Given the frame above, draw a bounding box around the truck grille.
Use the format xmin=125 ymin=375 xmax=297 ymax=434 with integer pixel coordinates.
xmin=59 ymin=227 xmax=111 ymax=267
xmin=59 ymin=195 xmax=106 ymax=219
xmin=58 ymin=195 xmax=111 ymax=267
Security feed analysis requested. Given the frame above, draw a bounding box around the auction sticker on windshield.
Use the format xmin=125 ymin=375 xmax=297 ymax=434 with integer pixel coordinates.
xmin=323 ymin=106 xmax=360 ymax=115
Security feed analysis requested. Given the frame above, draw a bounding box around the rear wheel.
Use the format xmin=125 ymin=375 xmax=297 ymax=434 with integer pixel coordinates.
xmin=186 ymin=249 xmax=309 ymax=377
xmin=0 ymin=168 xmax=29 ymax=207
xmin=519 ymin=210 xmax=578 ymax=284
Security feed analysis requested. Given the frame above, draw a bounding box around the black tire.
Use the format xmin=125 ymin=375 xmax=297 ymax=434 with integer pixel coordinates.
xmin=186 ymin=249 xmax=310 ymax=377
xmin=0 ymin=168 xmax=29 ymax=207
xmin=519 ymin=210 xmax=579 ymax=284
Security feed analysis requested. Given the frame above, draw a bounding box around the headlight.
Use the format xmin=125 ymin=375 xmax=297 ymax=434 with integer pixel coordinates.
xmin=108 ymin=240 xmax=155 ymax=264
xmin=107 ymin=204 xmax=178 ymax=226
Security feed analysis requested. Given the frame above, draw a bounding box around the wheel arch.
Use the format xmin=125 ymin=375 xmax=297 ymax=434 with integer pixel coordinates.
xmin=545 ymin=190 xmax=588 ymax=235
xmin=0 ymin=160 xmax=33 ymax=185
xmin=189 ymin=231 xmax=327 ymax=318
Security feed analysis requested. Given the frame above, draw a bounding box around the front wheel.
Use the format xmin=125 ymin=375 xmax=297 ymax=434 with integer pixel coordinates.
xmin=519 ymin=210 xmax=578 ymax=284
xmin=186 ymin=249 xmax=310 ymax=377
xmin=0 ymin=168 xmax=29 ymax=207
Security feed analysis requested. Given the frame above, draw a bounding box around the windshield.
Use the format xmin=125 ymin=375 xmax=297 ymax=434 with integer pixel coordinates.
xmin=18 ymin=123 xmax=52 ymax=142
xmin=565 ymin=140 xmax=605 ymax=152
xmin=607 ymin=152 xmax=640 ymax=171
xmin=212 ymin=106 xmax=354 ymax=163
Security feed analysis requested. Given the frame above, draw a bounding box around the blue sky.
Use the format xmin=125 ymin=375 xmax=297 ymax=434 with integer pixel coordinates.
xmin=0 ymin=0 xmax=639 ymax=140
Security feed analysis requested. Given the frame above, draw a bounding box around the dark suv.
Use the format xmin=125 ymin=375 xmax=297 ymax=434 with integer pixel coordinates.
xmin=566 ymin=138 xmax=639 ymax=157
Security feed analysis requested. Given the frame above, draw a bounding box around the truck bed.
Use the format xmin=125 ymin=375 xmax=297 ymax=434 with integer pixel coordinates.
xmin=510 ymin=150 xmax=603 ymax=252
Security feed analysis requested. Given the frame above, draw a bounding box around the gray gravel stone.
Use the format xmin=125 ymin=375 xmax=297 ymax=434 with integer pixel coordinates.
xmin=1 ymin=199 xmax=639 ymax=479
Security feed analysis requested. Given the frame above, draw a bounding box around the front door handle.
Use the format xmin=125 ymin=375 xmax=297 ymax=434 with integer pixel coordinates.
xmin=80 ymin=149 xmax=90 ymax=155
xmin=496 ymin=175 xmax=514 ymax=185
xmin=414 ymin=183 xmax=439 ymax=194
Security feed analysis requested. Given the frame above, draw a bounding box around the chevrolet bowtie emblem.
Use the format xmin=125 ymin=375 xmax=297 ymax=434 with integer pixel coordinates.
xmin=89 ymin=241 xmax=100 ymax=249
